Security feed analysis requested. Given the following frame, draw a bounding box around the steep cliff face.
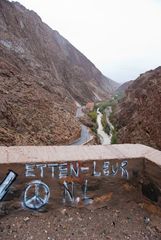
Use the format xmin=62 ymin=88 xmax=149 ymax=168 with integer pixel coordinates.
xmin=114 ymin=67 xmax=161 ymax=150
xmin=0 ymin=0 xmax=118 ymax=146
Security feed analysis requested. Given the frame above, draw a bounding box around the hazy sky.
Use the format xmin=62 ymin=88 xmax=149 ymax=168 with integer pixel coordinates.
xmin=11 ymin=0 xmax=161 ymax=83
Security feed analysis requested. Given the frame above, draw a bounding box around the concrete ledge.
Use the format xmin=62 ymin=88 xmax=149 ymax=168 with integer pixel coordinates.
xmin=0 ymin=144 xmax=160 ymax=212
xmin=0 ymin=144 xmax=160 ymax=163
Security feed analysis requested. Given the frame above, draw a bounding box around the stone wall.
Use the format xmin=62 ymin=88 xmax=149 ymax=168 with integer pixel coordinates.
xmin=0 ymin=144 xmax=160 ymax=212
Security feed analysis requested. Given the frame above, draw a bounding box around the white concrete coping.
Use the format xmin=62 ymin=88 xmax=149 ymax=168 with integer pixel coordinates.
xmin=0 ymin=144 xmax=160 ymax=166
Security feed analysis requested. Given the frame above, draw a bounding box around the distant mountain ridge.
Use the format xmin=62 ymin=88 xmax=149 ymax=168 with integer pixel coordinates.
xmin=115 ymin=80 xmax=133 ymax=97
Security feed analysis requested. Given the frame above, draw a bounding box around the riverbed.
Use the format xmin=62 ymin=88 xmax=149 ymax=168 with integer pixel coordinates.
xmin=97 ymin=107 xmax=114 ymax=145
xmin=72 ymin=106 xmax=114 ymax=145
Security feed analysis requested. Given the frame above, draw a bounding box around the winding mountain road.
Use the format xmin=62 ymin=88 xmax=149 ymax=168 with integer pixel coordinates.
xmin=71 ymin=124 xmax=92 ymax=145
xmin=71 ymin=106 xmax=93 ymax=145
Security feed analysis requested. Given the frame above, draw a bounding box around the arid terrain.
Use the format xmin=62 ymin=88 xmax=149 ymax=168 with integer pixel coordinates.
xmin=0 ymin=0 xmax=118 ymax=146
xmin=0 ymin=182 xmax=161 ymax=240
xmin=0 ymin=1 xmax=161 ymax=240
xmin=114 ymin=67 xmax=161 ymax=150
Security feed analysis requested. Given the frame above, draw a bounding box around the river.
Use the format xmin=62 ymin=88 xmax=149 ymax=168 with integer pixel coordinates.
xmin=97 ymin=107 xmax=114 ymax=145
xmin=72 ymin=105 xmax=114 ymax=145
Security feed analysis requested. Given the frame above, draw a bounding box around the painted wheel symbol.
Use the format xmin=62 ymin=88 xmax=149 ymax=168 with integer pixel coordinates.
xmin=24 ymin=180 xmax=50 ymax=210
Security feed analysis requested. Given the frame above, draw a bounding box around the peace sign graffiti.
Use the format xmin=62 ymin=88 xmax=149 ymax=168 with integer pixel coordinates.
xmin=23 ymin=180 xmax=50 ymax=210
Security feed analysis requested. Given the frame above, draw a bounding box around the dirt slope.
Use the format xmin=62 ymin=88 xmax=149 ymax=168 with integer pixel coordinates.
xmin=0 ymin=0 xmax=118 ymax=145
xmin=114 ymin=67 xmax=161 ymax=150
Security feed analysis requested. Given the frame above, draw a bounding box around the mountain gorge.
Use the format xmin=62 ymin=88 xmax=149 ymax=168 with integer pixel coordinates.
xmin=114 ymin=67 xmax=161 ymax=150
xmin=0 ymin=0 xmax=118 ymax=145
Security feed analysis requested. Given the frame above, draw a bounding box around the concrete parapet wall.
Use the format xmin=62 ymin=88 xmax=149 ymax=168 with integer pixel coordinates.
xmin=0 ymin=144 xmax=160 ymax=212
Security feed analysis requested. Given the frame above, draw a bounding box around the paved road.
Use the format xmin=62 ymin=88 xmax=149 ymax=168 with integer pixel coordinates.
xmin=71 ymin=106 xmax=93 ymax=145
xmin=76 ymin=106 xmax=84 ymax=118
xmin=72 ymin=124 xmax=92 ymax=145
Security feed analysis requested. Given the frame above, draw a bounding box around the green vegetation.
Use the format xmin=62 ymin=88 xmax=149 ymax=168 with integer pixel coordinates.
xmin=91 ymin=123 xmax=98 ymax=134
xmin=109 ymin=102 xmax=118 ymax=144
xmin=111 ymin=128 xmax=117 ymax=144
xmin=96 ymin=99 xmax=118 ymax=144
xmin=101 ymin=112 xmax=110 ymax=135
xmin=109 ymin=104 xmax=116 ymax=123
xmin=96 ymin=100 xmax=112 ymax=113
xmin=88 ymin=110 xmax=97 ymax=122
xmin=96 ymin=100 xmax=114 ymax=135
xmin=88 ymin=99 xmax=118 ymax=144
xmin=88 ymin=110 xmax=98 ymax=134
xmin=114 ymin=93 xmax=125 ymax=101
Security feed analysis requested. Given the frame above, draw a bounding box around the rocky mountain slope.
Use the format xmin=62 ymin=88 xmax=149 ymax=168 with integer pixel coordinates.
xmin=0 ymin=0 xmax=118 ymax=146
xmin=115 ymin=80 xmax=133 ymax=98
xmin=114 ymin=67 xmax=161 ymax=150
